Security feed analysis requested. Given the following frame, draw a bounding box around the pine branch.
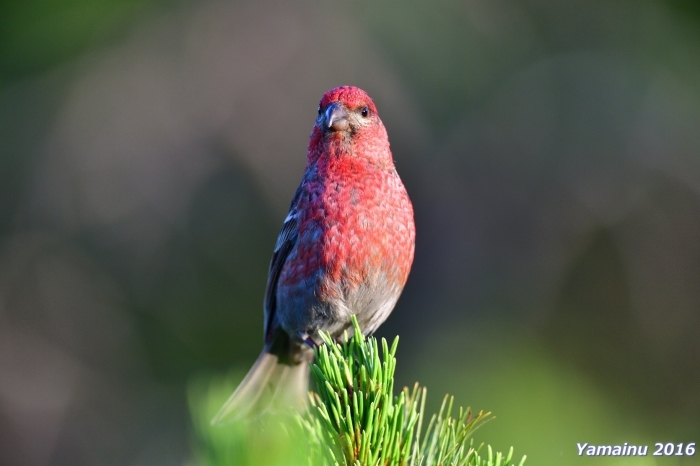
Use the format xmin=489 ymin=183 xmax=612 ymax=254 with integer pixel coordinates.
xmin=298 ymin=316 xmax=526 ymax=466
xmin=189 ymin=316 xmax=526 ymax=466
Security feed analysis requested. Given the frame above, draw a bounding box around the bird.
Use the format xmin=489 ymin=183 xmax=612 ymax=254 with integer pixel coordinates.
xmin=212 ymin=86 xmax=415 ymax=423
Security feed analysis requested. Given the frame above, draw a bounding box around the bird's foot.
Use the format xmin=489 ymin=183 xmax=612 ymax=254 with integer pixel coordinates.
xmin=298 ymin=332 xmax=317 ymax=348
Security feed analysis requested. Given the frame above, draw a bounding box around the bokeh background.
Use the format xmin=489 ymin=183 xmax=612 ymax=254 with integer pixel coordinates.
xmin=2 ymin=0 xmax=700 ymax=464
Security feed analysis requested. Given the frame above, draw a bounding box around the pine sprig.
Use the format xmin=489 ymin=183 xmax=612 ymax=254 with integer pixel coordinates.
xmin=299 ymin=316 xmax=526 ymax=466
xmin=190 ymin=316 xmax=525 ymax=465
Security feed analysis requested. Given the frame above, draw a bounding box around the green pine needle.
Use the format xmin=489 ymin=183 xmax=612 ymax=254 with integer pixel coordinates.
xmin=296 ymin=315 xmax=526 ymax=466
xmin=189 ymin=315 xmax=526 ymax=466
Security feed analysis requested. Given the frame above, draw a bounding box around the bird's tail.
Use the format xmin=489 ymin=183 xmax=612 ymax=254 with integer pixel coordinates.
xmin=211 ymin=349 xmax=310 ymax=424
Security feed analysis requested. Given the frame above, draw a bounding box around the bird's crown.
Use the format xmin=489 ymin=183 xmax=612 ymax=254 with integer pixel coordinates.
xmin=320 ymin=86 xmax=378 ymax=115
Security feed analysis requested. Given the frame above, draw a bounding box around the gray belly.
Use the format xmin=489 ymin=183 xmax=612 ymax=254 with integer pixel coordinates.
xmin=277 ymin=269 xmax=403 ymax=342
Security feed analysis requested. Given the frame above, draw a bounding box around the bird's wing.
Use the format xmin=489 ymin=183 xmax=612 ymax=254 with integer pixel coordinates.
xmin=263 ymin=187 xmax=301 ymax=343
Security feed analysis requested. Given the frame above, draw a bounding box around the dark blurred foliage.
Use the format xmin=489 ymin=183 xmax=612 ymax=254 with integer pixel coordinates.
xmin=0 ymin=0 xmax=162 ymax=81
xmin=1 ymin=0 xmax=699 ymax=465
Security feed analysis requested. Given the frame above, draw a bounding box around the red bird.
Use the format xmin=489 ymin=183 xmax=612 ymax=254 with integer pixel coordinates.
xmin=213 ymin=86 xmax=415 ymax=422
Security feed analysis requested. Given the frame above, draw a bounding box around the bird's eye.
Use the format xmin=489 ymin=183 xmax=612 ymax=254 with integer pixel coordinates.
xmin=361 ymin=107 xmax=369 ymax=118
xmin=317 ymin=106 xmax=322 ymax=116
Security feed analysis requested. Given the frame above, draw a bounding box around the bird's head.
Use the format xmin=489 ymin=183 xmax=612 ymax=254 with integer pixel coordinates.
xmin=316 ymin=86 xmax=378 ymax=134
xmin=308 ymin=86 xmax=391 ymax=166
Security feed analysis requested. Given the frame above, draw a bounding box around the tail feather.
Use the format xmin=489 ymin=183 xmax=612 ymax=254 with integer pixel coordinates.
xmin=211 ymin=351 xmax=309 ymax=424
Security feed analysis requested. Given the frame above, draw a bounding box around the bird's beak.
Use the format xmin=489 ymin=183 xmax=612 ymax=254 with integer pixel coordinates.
xmin=324 ymin=102 xmax=349 ymax=132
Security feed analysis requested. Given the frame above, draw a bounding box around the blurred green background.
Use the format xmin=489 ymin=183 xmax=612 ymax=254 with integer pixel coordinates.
xmin=1 ymin=0 xmax=699 ymax=465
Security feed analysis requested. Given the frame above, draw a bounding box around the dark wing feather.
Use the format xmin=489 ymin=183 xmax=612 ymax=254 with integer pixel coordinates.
xmin=263 ymin=188 xmax=301 ymax=343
